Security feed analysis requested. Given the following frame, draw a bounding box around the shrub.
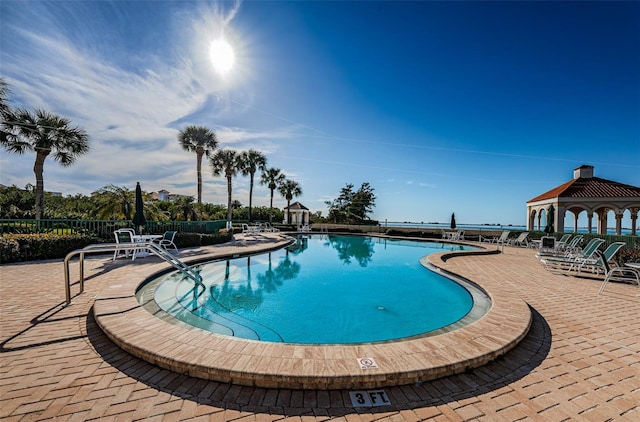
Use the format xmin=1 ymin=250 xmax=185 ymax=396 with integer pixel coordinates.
xmin=174 ymin=231 xmax=233 ymax=247
xmin=0 ymin=233 xmax=101 ymax=264
xmin=384 ymin=229 xmax=440 ymax=239
xmin=618 ymin=249 xmax=640 ymax=266
xmin=0 ymin=236 xmax=21 ymax=263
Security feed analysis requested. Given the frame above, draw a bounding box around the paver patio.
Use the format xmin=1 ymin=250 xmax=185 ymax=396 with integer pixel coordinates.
xmin=1 ymin=234 xmax=639 ymax=421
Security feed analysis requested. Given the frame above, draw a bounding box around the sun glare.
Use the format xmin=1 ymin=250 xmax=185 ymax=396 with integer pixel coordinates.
xmin=209 ymin=39 xmax=235 ymax=76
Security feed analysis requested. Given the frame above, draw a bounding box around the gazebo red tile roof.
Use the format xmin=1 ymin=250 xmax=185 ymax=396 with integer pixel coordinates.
xmin=528 ymin=177 xmax=640 ymax=202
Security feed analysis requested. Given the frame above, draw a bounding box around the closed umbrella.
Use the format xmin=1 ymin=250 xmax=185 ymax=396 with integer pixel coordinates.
xmin=544 ymin=204 xmax=555 ymax=234
xmin=132 ymin=182 xmax=146 ymax=234
xmin=450 ymin=212 xmax=456 ymax=229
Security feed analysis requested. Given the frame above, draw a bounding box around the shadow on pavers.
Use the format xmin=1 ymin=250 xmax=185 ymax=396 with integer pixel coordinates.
xmin=85 ymin=306 xmax=551 ymax=416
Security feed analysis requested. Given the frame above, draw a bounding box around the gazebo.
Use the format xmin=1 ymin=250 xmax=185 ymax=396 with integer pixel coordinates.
xmin=283 ymin=201 xmax=310 ymax=226
xmin=527 ymin=165 xmax=640 ymax=235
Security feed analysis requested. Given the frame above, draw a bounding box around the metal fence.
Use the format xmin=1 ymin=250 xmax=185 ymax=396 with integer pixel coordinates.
xmin=2 ymin=219 xmax=637 ymax=251
xmin=0 ymin=218 xmax=228 ymax=240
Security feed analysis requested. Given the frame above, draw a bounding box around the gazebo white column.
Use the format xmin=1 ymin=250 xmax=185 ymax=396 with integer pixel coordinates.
xmin=555 ymin=205 xmax=565 ymax=234
xmin=597 ymin=209 xmax=609 ymax=235
xmin=615 ymin=211 xmax=624 ymax=235
xmin=571 ymin=210 xmax=579 ymax=232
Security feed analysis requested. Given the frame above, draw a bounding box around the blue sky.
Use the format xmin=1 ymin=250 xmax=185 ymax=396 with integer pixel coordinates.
xmin=1 ymin=0 xmax=639 ymax=226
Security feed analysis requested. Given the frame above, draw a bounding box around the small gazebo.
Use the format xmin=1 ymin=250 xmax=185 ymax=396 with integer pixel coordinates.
xmin=527 ymin=165 xmax=640 ymax=235
xmin=283 ymin=201 xmax=310 ymax=226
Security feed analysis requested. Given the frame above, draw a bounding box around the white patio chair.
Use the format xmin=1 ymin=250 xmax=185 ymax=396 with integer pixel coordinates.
xmin=154 ymin=231 xmax=178 ymax=252
xmin=113 ymin=228 xmax=137 ymax=260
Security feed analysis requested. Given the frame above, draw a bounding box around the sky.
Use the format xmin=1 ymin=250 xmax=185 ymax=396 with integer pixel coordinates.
xmin=1 ymin=0 xmax=639 ymax=227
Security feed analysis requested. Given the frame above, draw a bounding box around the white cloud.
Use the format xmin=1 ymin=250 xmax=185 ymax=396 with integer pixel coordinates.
xmin=0 ymin=0 xmax=296 ymax=204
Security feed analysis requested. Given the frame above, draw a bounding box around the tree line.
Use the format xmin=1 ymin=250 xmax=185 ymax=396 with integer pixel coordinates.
xmin=0 ymin=183 xmax=287 ymax=222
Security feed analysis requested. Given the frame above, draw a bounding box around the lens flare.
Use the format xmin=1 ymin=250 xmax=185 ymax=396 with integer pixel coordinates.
xmin=209 ymin=39 xmax=235 ymax=75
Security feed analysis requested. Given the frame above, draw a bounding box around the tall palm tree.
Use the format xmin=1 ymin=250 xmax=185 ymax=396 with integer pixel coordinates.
xmin=0 ymin=78 xmax=10 ymax=115
xmin=278 ymin=179 xmax=302 ymax=225
xmin=210 ymin=149 xmax=241 ymax=222
xmin=239 ymin=149 xmax=267 ymax=222
xmin=259 ymin=167 xmax=285 ymax=223
xmin=178 ymin=125 xmax=218 ymax=204
xmin=0 ymin=81 xmax=10 ymax=145
xmin=1 ymin=108 xmax=90 ymax=219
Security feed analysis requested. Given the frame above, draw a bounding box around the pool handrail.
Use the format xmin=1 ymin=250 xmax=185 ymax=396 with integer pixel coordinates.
xmin=64 ymin=242 xmax=203 ymax=305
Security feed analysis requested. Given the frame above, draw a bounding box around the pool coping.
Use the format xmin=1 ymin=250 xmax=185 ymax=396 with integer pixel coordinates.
xmin=93 ymin=233 xmax=532 ymax=390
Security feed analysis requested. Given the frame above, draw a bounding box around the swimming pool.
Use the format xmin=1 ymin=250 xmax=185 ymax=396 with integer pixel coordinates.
xmin=137 ymin=235 xmax=488 ymax=344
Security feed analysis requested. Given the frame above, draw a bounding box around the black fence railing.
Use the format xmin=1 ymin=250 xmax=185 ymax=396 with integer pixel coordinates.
xmin=0 ymin=218 xmax=228 ymax=241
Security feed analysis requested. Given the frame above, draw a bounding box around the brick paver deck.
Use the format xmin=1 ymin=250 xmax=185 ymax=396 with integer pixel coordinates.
xmin=1 ymin=235 xmax=639 ymax=421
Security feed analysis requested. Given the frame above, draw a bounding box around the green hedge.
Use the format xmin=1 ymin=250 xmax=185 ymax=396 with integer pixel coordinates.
xmin=174 ymin=231 xmax=233 ymax=247
xmin=1 ymin=231 xmax=234 ymax=264
xmin=1 ymin=233 xmax=101 ymax=263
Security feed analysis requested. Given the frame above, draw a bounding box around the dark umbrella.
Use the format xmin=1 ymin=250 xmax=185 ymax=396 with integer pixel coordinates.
xmin=544 ymin=204 xmax=555 ymax=234
xmin=132 ymin=182 xmax=146 ymax=234
xmin=450 ymin=212 xmax=457 ymax=229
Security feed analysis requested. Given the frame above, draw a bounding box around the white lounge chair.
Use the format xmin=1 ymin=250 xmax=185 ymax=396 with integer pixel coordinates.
xmin=540 ymin=238 xmax=606 ymax=273
xmin=554 ymin=234 xmax=572 ymax=250
xmin=481 ymin=230 xmax=509 ymax=244
xmin=507 ymin=232 xmax=529 ymax=247
xmin=577 ymin=242 xmax=625 ymax=275
xmin=263 ymin=222 xmax=279 ymax=232
xmin=598 ymin=255 xmax=640 ymax=294
xmin=536 ymin=235 xmax=584 ymax=260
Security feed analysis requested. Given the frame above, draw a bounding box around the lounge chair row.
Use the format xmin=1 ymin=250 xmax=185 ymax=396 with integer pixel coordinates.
xmin=441 ymin=230 xmax=465 ymax=241
xmin=480 ymin=231 xmax=530 ymax=247
xmin=536 ymin=235 xmax=637 ymax=287
xmin=242 ymin=222 xmax=279 ymax=236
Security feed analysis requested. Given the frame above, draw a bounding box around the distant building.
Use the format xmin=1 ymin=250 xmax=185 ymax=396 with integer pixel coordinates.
xmin=156 ymin=189 xmax=171 ymax=201
xmin=153 ymin=189 xmax=190 ymax=202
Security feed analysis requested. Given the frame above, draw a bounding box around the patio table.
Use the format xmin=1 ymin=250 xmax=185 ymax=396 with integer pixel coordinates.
xmin=132 ymin=234 xmax=163 ymax=258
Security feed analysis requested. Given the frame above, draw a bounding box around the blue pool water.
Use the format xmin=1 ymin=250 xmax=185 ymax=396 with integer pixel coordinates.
xmin=138 ymin=235 xmax=482 ymax=344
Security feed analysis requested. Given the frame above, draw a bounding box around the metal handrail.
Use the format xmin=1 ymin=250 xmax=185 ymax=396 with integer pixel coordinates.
xmin=63 ymin=242 xmax=203 ymax=305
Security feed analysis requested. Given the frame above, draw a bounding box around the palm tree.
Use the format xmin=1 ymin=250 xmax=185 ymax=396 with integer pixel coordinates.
xmin=93 ymin=185 xmax=135 ymax=220
xmin=0 ymin=78 xmax=10 ymax=115
xmin=1 ymin=78 xmax=13 ymax=145
xmin=178 ymin=125 xmax=218 ymax=204
xmin=1 ymin=108 xmax=90 ymax=219
xmin=170 ymin=196 xmax=200 ymax=221
xmin=260 ymin=167 xmax=285 ymax=223
xmin=210 ymin=149 xmax=241 ymax=222
xmin=239 ymin=149 xmax=267 ymax=222
xmin=278 ymin=179 xmax=302 ymax=225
